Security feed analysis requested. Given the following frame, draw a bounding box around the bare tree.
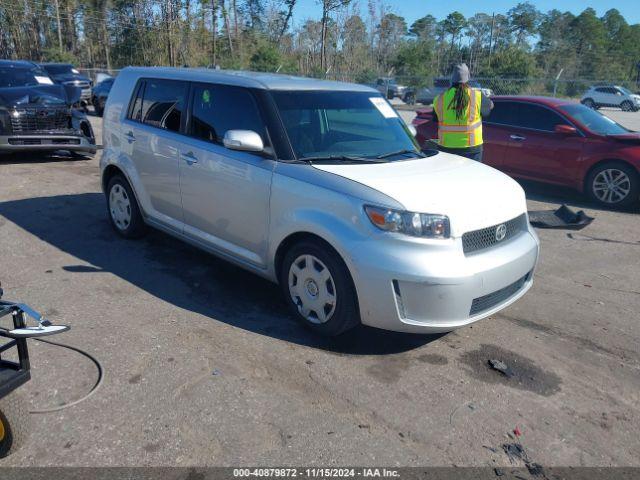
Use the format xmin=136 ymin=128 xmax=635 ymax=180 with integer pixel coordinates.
xmin=318 ymin=0 xmax=351 ymax=70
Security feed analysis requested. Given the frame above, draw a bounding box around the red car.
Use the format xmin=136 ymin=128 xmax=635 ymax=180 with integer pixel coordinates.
xmin=413 ymin=96 xmax=640 ymax=208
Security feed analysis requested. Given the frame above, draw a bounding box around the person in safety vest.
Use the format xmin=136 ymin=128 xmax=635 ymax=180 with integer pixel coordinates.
xmin=433 ymin=63 xmax=493 ymax=162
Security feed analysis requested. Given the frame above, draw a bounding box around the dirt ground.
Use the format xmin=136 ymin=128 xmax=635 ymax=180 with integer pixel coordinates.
xmin=0 ymin=108 xmax=639 ymax=468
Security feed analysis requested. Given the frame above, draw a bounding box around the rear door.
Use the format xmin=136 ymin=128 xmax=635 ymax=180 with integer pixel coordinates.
xmin=479 ymin=100 xmax=519 ymax=170
xmin=501 ymin=102 xmax=584 ymax=185
xmin=178 ymin=83 xmax=274 ymax=267
xmin=596 ymin=87 xmax=619 ymax=107
xmin=124 ymin=78 xmax=187 ymax=230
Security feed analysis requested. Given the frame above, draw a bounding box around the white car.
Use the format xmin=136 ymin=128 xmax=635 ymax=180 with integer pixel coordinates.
xmin=101 ymin=67 xmax=539 ymax=336
xmin=581 ymin=85 xmax=640 ymax=111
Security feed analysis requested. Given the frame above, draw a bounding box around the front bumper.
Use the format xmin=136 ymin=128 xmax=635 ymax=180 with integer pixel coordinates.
xmin=349 ymin=226 xmax=540 ymax=333
xmin=0 ymin=133 xmax=96 ymax=153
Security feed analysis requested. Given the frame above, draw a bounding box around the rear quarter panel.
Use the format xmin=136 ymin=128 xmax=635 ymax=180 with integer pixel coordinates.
xmin=100 ymin=70 xmax=146 ymax=202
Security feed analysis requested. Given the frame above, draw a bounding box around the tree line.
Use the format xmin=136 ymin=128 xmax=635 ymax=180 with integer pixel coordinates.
xmin=1 ymin=0 xmax=639 ymax=87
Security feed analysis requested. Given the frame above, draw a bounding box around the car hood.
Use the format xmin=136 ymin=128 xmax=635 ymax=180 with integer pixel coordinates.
xmin=0 ymin=84 xmax=75 ymax=107
xmin=312 ymin=152 xmax=527 ymax=236
xmin=606 ymin=133 xmax=640 ymax=145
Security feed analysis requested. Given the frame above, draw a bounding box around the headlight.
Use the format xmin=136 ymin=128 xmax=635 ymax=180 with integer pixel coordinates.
xmin=364 ymin=205 xmax=450 ymax=238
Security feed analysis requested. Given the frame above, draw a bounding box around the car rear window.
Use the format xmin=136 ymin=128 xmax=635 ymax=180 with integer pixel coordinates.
xmin=485 ymin=102 xmax=518 ymax=125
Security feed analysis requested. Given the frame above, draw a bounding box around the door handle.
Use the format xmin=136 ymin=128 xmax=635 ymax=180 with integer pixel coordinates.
xmin=510 ymin=134 xmax=526 ymax=141
xmin=125 ymin=131 xmax=135 ymax=143
xmin=180 ymin=151 xmax=198 ymax=165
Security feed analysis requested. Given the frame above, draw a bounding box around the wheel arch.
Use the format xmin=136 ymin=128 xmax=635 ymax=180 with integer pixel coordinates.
xmin=275 ymin=232 xmax=345 ymax=284
xmin=101 ymin=163 xmax=126 ymax=193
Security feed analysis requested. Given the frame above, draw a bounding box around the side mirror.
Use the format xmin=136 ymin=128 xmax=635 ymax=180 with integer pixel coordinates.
xmin=223 ymin=130 xmax=264 ymax=152
xmin=554 ymin=124 xmax=578 ymax=135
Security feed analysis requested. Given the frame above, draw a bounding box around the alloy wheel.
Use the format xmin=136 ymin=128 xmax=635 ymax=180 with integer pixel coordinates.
xmin=592 ymin=168 xmax=631 ymax=204
xmin=288 ymin=254 xmax=337 ymax=324
xmin=109 ymin=184 xmax=132 ymax=230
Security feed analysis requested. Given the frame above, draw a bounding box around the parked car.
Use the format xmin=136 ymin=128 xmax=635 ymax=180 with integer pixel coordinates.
xmin=406 ymin=78 xmax=493 ymax=105
xmin=91 ymin=76 xmax=115 ymax=116
xmin=371 ymin=77 xmax=408 ymax=99
xmin=101 ymin=67 xmax=539 ymax=336
xmin=0 ymin=60 xmax=96 ymax=157
xmin=413 ymin=96 xmax=640 ymax=208
xmin=39 ymin=63 xmax=92 ymax=108
xmin=581 ymin=85 xmax=640 ymax=111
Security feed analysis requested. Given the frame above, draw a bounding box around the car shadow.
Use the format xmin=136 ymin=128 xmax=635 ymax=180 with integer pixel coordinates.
xmin=518 ymin=179 xmax=640 ymax=214
xmin=0 ymin=151 xmax=93 ymax=165
xmin=0 ymin=193 xmax=442 ymax=355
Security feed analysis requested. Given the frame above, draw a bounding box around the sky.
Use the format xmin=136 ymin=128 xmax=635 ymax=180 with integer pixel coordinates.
xmin=290 ymin=0 xmax=640 ymax=29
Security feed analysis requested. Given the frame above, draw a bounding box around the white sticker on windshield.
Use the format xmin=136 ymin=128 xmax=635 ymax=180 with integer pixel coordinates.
xmin=35 ymin=76 xmax=54 ymax=85
xmin=369 ymin=97 xmax=398 ymax=119
xmin=71 ymin=68 xmax=80 ymax=74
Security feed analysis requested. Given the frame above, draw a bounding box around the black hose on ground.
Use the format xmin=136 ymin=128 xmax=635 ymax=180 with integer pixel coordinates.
xmin=27 ymin=338 xmax=104 ymax=414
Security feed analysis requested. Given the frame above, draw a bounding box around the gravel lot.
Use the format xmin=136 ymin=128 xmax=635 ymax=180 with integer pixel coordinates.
xmin=0 ymin=108 xmax=639 ymax=468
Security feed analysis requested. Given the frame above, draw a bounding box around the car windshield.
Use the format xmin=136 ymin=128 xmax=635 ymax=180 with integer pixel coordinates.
xmin=559 ymin=104 xmax=628 ymax=135
xmin=271 ymin=91 xmax=420 ymax=161
xmin=618 ymin=87 xmax=633 ymax=95
xmin=0 ymin=67 xmax=50 ymax=88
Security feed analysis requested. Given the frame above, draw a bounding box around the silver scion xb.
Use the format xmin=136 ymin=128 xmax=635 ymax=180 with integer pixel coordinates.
xmin=101 ymin=67 xmax=539 ymax=336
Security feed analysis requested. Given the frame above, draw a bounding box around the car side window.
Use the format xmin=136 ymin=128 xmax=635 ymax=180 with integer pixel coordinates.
xmin=189 ymin=84 xmax=266 ymax=145
xmin=484 ymin=101 xmax=518 ymax=125
xmin=128 ymin=81 xmax=145 ymax=122
xmin=516 ymin=104 xmax=568 ymax=132
xmin=140 ymin=79 xmax=186 ymax=132
xmin=595 ymin=87 xmax=607 ymax=93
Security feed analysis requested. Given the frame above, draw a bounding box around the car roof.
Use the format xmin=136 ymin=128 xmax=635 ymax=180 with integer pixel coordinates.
xmin=122 ymin=66 xmax=378 ymax=92
xmin=492 ymin=95 xmax=578 ymax=108
xmin=0 ymin=59 xmax=40 ymax=68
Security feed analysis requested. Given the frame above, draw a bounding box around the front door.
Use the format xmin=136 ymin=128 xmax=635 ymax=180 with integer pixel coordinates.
xmin=178 ymin=83 xmax=274 ymax=268
xmin=501 ymin=102 xmax=583 ymax=185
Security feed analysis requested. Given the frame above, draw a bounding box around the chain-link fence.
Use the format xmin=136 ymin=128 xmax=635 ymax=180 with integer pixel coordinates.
xmin=75 ymin=66 xmax=640 ymax=107
xmin=376 ymin=75 xmax=640 ymax=104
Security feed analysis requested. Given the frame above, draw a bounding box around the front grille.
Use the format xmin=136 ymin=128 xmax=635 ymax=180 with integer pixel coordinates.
xmin=470 ymin=271 xmax=531 ymax=316
xmin=8 ymin=138 xmax=80 ymax=146
xmin=462 ymin=214 xmax=527 ymax=255
xmin=9 ymin=107 xmax=71 ymax=133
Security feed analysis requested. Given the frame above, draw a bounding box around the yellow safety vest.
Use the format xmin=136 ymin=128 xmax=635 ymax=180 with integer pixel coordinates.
xmin=434 ymin=87 xmax=483 ymax=148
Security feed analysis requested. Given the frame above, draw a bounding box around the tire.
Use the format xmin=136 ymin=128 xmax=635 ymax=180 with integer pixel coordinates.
xmin=586 ymin=162 xmax=639 ymax=208
xmin=621 ymin=100 xmax=634 ymax=112
xmin=106 ymin=174 xmax=147 ymax=238
xmin=280 ymin=239 xmax=360 ymax=336
xmin=582 ymin=98 xmax=595 ymax=109
xmin=0 ymin=391 xmax=30 ymax=458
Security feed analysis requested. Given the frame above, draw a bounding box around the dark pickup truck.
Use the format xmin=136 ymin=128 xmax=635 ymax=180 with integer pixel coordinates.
xmin=0 ymin=60 xmax=96 ymax=157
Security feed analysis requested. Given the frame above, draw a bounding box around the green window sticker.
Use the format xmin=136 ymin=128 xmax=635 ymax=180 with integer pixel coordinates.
xmin=202 ymin=89 xmax=211 ymax=104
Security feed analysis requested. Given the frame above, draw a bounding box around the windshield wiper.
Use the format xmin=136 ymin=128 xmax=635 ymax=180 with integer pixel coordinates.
xmin=376 ymin=149 xmax=426 ymax=159
xmin=300 ymin=155 xmax=385 ymax=164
